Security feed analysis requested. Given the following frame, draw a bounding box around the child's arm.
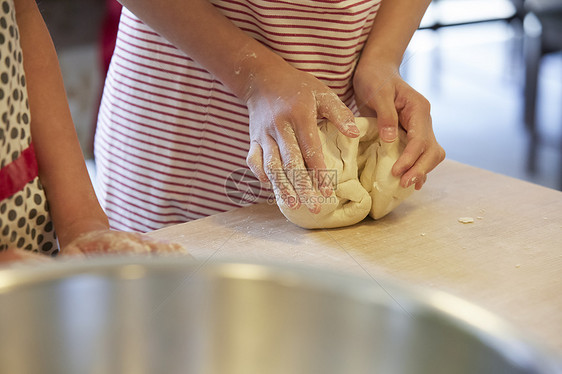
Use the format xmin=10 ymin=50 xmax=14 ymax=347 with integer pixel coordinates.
xmin=353 ymin=0 xmax=446 ymax=190
xmin=16 ymin=0 xmax=109 ymax=247
xmin=14 ymin=0 xmax=188 ymax=256
xmin=117 ymin=0 xmax=360 ymax=212
xmin=361 ymin=0 xmax=432 ymax=70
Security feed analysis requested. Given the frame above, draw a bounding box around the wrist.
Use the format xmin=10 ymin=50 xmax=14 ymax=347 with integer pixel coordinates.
xmin=353 ymin=55 xmax=401 ymax=89
xmin=356 ymin=51 xmax=401 ymax=74
xmin=236 ymin=48 xmax=289 ymax=105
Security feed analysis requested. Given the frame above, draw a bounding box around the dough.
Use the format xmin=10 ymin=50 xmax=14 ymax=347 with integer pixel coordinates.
xmin=358 ymin=122 xmax=413 ymax=219
xmin=276 ymin=117 xmax=414 ymax=229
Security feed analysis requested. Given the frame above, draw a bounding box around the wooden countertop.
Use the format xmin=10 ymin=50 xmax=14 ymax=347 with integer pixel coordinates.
xmin=149 ymin=159 xmax=562 ymax=353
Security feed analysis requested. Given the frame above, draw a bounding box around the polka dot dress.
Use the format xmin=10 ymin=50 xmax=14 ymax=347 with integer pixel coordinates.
xmin=0 ymin=0 xmax=57 ymax=255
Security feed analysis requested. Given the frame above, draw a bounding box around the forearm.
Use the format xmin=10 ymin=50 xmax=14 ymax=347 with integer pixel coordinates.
xmin=360 ymin=0 xmax=431 ymax=68
xmin=16 ymin=0 xmax=108 ymax=247
xmin=118 ymin=0 xmax=286 ymax=101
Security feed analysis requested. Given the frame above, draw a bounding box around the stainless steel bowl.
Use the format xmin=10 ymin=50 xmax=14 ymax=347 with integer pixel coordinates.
xmin=0 ymin=258 xmax=560 ymax=374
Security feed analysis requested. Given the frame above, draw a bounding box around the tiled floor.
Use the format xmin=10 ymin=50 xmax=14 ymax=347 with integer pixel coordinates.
xmin=61 ymin=19 xmax=561 ymax=192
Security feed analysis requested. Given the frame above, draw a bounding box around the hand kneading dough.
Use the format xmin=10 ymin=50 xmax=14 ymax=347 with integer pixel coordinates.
xmin=276 ymin=117 xmax=414 ymax=229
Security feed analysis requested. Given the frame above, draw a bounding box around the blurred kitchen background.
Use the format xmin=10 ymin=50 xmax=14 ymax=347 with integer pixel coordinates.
xmin=39 ymin=0 xmax=562 ymax=191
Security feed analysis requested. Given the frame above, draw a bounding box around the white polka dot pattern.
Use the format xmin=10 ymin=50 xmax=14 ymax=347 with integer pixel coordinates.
xmin=0 ymin=0 xmax=57 ymax=254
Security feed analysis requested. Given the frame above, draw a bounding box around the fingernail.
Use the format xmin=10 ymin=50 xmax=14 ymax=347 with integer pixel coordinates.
xmin=290 ymin=195 xmax=302 ymax=209
xmin=347 ymin=123 xmax=360 ymax=137
xmin=320 ymin=185 xmax=332 ymax=198
xmin=407 ymin=176 xmax=418 ymax=188
xmin=381 ymin=127 xmax=397 ymax=142
xmin=309 ymin=203 xmax=321 ymax=214
xmin=304 ymin=194 xmax=321 ymax=214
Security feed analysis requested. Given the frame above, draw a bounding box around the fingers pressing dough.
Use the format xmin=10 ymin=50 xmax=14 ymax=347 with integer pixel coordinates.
xmin=275 ymin=117 xmax=414 ymax=229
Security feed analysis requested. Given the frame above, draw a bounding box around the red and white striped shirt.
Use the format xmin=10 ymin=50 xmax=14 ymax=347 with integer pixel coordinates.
xmin=95 ymin=0 xmax=381 ymax=232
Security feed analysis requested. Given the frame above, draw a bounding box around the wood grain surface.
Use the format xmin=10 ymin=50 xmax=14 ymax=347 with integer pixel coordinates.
xmin=149 ymin=160 xmax=562 ymax=353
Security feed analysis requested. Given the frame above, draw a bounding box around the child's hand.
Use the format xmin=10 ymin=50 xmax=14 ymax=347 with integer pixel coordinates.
xmin=244 ymin=62 xmax=359 ymax=213
xmin=0 ymin=248 xmax=53 ymax=265
xmin=353 ymin=62 xmax=445 ymax=190
xmin=61 ymin=230 xmax=190 ymax=258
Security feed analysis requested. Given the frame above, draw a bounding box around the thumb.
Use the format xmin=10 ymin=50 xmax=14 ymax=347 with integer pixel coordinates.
xmin=371 ymin=93 xmax=399 ymax=143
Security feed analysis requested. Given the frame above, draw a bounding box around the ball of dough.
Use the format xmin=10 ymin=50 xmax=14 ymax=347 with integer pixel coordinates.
xmin=357 ymin=119 xmax=414 ymax=219
xmin=275 ymin=117 xmax=414 ymax=229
